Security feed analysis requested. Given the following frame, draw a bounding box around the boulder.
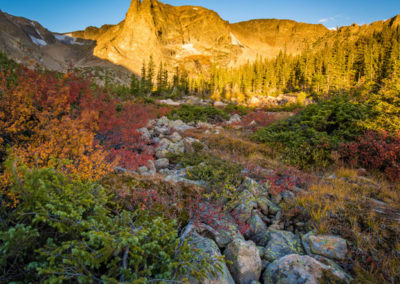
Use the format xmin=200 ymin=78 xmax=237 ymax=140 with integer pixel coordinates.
xmin=263 ymin=254 xmax=350 ymax=284
xmin=262 ymin=229 xmax=304 ymax=261
xmin=183 ymin=137 xmax=201 ymax=154
xmin=224 ymin=239 xmax=262 ymax=284
xmin=257 ymin=197 xmax=280 ymax=216
xmin=156 ymin=116 xmax=170 ymax=127
xmin=155 ymin=149 xmax=169 ymax=159
xmin=186 ymin=232 xmax=235 ymax=284
xmin=155 ymin=158 xmax=169 ymax=170
xmin=170 ymin=131 xmax=182 ymax=143
xmin=156 ymin=138 xmax=173 ymax=151
xmin=302 ymin=232 xmax=348 ymax=261
xmin=138 ymin=166 xmax=148 ymax=175
xmin=228 ymin=114 xmax=241 ymax=124
xmin=243 ymin=177 xmax=269 ymax=197
xmin=214 ymin=101 xmax=227 ymax=107
xmin=169 ymin=140 xmax=185 ymax=154
xmin=245 ymin=212 xmax=269 ymax=246
xmin=138 ymin=127 xmax=151 ymax=140
xmin=147 ymin=160 xmax=156 ymax=174
xmin=231 ymin=190 xmax=257 ymax=224
xmin=154 ymin=126 xmax=170 ymax=135
xmin=196 ymin=221 xmax=244 ymax=249
xmin=170 ymin=119 xmax=194 ymax=131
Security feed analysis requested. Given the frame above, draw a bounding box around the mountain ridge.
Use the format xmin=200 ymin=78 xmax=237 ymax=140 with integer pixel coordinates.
xmin=0 ymin=0 xmax=399 ymax=76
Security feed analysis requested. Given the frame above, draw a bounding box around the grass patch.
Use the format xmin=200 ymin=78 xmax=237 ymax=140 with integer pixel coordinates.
xmin=167 ymin=104 xmax=229 ymax=123
xmin=286 ymin=176 xmax=400 ymax=283
xmin=167 ymin=152 xmax=243 ymax=188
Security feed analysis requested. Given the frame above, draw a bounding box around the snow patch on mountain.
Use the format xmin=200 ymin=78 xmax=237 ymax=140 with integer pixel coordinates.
xmin=30 ymin=35 xmax=47 ymax=47
xmin=230 ymin=32 xmax=243 ymax=46
xmin=54 ymin=34 xmax=84 ymax=45
xmin=176 ymin=43 xmax=201 ymax=58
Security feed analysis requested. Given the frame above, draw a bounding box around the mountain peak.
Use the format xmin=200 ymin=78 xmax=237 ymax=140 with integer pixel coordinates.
xmin=390 ymin=14 xmax=400 ymax=27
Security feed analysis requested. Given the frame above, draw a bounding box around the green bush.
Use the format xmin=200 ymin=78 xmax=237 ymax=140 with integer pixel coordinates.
xmin=254 ymin=96 xmax=370 ymax=168
xmin=223 ymin=103 xmax=251 ymax=116
xmin=167 ymin=104 xmax=229 ymax=123
xmin=168 ymin=152 xmax=243 ymax=187
xmin=0 ymin=165 xmax=217 ymax=283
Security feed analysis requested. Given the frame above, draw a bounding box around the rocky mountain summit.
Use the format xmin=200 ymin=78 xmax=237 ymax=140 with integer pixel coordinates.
xmin=71 ymin=0 xmax=329 ymax=74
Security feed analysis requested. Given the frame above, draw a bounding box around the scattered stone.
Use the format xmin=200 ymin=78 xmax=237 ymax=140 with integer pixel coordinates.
xmin=138 ymin=127 xmax=151 ymax=140
xmin=147 ymin=160 xmax=156 ymax=174
xmin=158 ymin=99 xmax=181 ymax=106
xmin=196 ymin=221 xmax=244 ymax=249
xmin=262 ymin=229 xmax=304 ymax=261
xmin=228 ymin=114 xmax=241 ymax=124
xmin=114 ymin=166 xmax=127 ymax=174
xmin=257 ymin=196 xmax=280 ymax=215
xmin=155 ymin=158 xmax=169 ymax=170
xmin=170 ymin=131 xmax=182 ymax=143
xmin=183 ymin=137 xmax=201 ymax=154
xmin=263 ymin=254 xmax=350 ymax=284
xmin=170 ymin=140 xmax=185 ymax=154
xmin=197 ymin=121 xmax=213 ymax=129
xmin=154 ymin=126 xmax=170 ymax=135
xmin=271 ymin=193 xmax=282 ymax=204
xmin=243 ymin=177 xmax=268 ymax=197
xmin=186 ymin=232 xmax=235 ymax=284
xmin=155 ymin=149 xmax=169 ymax=159
xmin=138 ymin=166 xmax=148 ymax=175
xmin=214 ymin=101 xmax=227 ymax=107
xmin=280 ymin=191 xmax=295 ymax=203
xmin=302 ymin=232 xmax=348 ymax=261
xmin=157 ymin=138 xmax=172 ymax=151
xmin=249 ymin=120 xmax=257 ymax=127
xmin=232 ymin=190 xmax=257 ymax=224
xmin=156 ymin=116 xmax=170 ymax=127
xmin=245 ymin=212 xmax=269 ymax=246
xmin=224 ymin=239 xmax=262 ymax=284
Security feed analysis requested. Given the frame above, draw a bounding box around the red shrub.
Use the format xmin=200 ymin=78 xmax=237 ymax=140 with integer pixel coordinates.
xmin=340 ymin=131 xmax=400 ymax=182
xmin=242 ymin=111 xmax=279 ymax=129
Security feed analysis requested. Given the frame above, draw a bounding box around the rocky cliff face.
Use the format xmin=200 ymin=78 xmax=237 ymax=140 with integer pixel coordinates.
xmin=71 ymin=0 xmax=331 ymax=74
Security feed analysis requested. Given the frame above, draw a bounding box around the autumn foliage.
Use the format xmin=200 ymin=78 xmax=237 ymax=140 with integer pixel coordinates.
xmin=0 ymin=64 xmax=169 ymax=204
xmin=340 ymin=131 xmax=400 ymax=182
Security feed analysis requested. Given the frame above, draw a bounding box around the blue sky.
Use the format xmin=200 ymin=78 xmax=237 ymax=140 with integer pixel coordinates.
xmin=0 ymin=0 xmax=399 ymax=33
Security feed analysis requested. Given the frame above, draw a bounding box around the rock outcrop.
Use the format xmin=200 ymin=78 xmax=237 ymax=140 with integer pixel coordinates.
xmin=263 ymin=254 xmax=351 ymax=284
xmin=224 ymin=239 xmax=262 ymax=284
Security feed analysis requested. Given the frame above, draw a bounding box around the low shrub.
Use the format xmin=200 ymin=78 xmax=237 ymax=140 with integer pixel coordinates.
xmin=241 ymin=111 xmax=281 ymax=129
xmin=0 ymin=164 xmax=218 ymax=283
xmin=253 ymin=96 xmax=370 ymax=168
xmin=167 ymin=152 xmax=243 ymax=188
xmin=223 ymin=103 xmax=252 ymax=116
xmin=340 ymin=131 xmax=400 ymax=182
xmin=167 ymin=104 xmax=229 ymax=123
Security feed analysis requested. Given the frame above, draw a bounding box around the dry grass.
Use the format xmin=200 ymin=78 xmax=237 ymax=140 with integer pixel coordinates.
xmin=183 ymin=128 xmax=280 ymax=169
xmin=293 ymin=176 xmax=400 ymax=283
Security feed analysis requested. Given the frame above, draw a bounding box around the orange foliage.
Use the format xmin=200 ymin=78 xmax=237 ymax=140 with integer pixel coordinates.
xmin=0 ymin=68 xmax=113 ymax=185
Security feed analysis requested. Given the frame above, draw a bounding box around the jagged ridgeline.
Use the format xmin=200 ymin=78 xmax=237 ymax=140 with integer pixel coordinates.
xmin=69 ymin=0 xmax=400 ymax=100
xmin=0 ymin=0 xmax=399 ymax=100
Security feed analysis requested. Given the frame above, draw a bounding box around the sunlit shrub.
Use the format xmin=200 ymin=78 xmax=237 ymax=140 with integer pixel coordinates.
xmin=340 ymin=130 xmax=400 ymax=182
